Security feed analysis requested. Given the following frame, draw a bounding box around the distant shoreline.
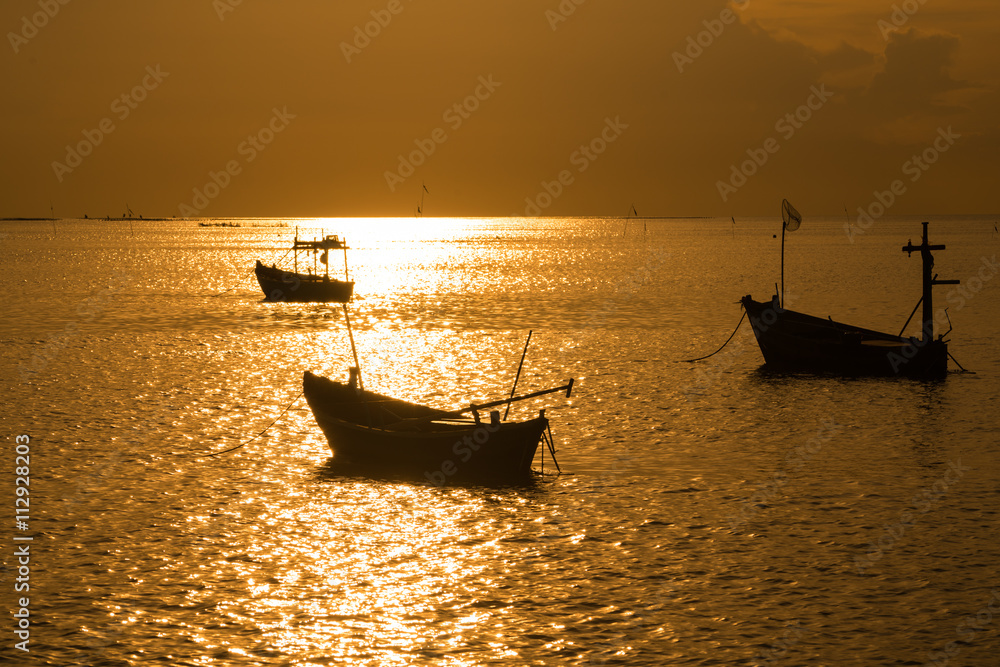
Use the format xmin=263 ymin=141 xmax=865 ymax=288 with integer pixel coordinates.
xmin=0 ymin=217 xmax=177 ymax=222
xmin=1 ymin=214 xmax=995 ymax=222
xmin=0 ymin=215 xmax=717 ymax=221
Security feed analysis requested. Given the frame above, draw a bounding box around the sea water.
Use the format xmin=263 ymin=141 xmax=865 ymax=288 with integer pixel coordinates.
xmin=1 ymin=216 xmax=998 ymax=665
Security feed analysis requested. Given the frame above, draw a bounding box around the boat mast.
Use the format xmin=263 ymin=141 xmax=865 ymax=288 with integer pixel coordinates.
xmin=902 ymin=222 xmax=958 ymax=343
xmin=342 ymin=304 xmax=364 ymax=392
xmin=780 ymin=225 xmax=785 ymax=307
xmin=343 ymin=239 xmax=350 ymax=282
xmin=779 ymin=199 xmax=801 ymax=307
xmin=320 ymin=231 xmax=328 ymax=279
xmin=503 ymin=330 xmax=533 ymax=420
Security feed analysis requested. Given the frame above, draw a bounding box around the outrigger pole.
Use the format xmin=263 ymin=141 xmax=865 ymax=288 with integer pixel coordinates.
xmin=396 ymin=380 xmax=574 ymax=428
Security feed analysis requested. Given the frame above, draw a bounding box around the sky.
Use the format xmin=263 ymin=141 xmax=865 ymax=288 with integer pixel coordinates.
xmin=1 ymin=0 xmax=998 ymax=218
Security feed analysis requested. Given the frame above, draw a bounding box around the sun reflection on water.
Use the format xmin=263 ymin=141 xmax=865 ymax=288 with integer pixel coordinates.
xmin=208 ymin=481 xmax=528 ymax=663
xmin=16 ymin=217 xmax=998 ymax=665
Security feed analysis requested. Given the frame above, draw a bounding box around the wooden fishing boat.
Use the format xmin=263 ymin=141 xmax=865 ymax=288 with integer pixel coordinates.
xmin=255 ymin=233 xmax=354 ymax=302
xmin=302 ymin=369 xmax=572 ymax=482
xmin=740 ymin=294 xmax=949 ymax=377
xmin=742 ymin=221 xmax=958 ymax=379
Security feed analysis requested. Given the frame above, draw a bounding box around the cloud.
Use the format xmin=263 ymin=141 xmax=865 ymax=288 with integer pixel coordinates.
xmin=832 ymin=29 xmax=979 ymax=146
xmin=661 ymin=7 xmax=993 ymax=214
xmin=868 ymin=30 xmax=968 ymax=111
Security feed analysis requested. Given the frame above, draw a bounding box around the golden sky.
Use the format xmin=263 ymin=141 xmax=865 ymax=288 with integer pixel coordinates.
xmin=2 ymin=0 xmax=997 ymax=217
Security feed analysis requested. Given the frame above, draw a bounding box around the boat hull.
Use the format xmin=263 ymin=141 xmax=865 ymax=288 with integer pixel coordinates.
xmin=302 ymin=371 xmax=547 ymax=482
xmin=741 ymin=295 xmax=948 ymax=378
xmin=255 ymin=261 xmax=354 ymax=303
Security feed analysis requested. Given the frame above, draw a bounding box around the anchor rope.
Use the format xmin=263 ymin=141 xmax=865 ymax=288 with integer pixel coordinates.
xmin=203 ymin=303 xmax=344 ymax=458
xmin=211 ymin=246 xmax=294 ymax=297
xmin=202 ymin=390 xmax=303 ymax=457
xmin=679 ymin=309 xmax=747 ymax=363
xmin=202 ymin=303 xmax=351 ymax=458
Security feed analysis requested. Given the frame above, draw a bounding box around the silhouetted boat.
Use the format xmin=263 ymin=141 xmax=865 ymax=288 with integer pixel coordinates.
xmin=255 ymin=233 xmax=354 ymax=302
xmin=742 ymin=221 xmax=958 ymax=378
xmin=302 ymin=369 xmax=572 ymax=482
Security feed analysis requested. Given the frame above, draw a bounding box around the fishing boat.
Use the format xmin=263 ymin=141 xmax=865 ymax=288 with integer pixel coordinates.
xmin=302 ymin=368 xmax=572 ymax=482
xmin=255 ymin=233 xmax=354 ymax=302
xmin=742 ymin=219 xmax=959 ymax=379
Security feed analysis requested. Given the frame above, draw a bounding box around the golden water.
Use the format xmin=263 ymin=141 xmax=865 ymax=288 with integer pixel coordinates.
xmin=2 ymin=216 xmax=998 ymax=665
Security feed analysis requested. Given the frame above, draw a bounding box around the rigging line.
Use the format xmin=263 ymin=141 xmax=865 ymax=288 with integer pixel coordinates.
xmin=897 ymin=295 xmax=924 ymax=337
xmin=202 ymin=390 xmax=303 ymax=457
xmin=678 ymin=309 xmax=747 ymax=363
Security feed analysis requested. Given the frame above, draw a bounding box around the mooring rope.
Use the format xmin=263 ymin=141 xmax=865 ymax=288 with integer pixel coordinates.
xmin=679 ymin=309 xmax=747 ymax=363
xmin=203 ymin=303 xmax=353 ymax=458
xmin=211 ymin=246 xmax=294 ymax=297
xmin=202 ymin=390 xmax=303 ymax=457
